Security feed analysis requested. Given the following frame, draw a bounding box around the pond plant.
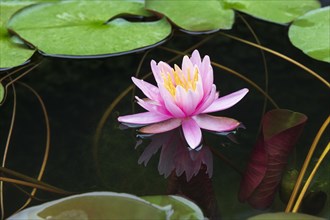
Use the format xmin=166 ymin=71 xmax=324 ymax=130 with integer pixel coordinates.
xmin=0 ymin=0 xmax=329 ymax=219
xmin=118 ymin=50 xmax=249 ymax=149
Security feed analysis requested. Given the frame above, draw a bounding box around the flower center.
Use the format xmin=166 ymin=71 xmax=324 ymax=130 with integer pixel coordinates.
xmin=162 ymin=65 xmax=199 ymax=97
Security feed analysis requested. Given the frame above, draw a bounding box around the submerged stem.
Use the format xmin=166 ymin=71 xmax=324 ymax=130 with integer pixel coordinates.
xmin=219 ymin=32 xmax=329 ymax=88
xmin=15 ymin=82 xmax=51 ymax=212
xmin=0 ymin=84 xmax=16 ymax=220
xmin=4 ymin=63 xmax=40 ymax=88
xmin=237 ymin=13 xmax=270 ymax=139
xmin=285 ymin=116 xmax=330 ymax=212
xmin=0 ymin=177 xmax=68 ymax=195
xmin=211 ymin=62 xmax=279 ymax=109
xmin=0 ymin=62 xmax=36 ymax=82
xmin=292 ymin=142 xmax=330 ymax=212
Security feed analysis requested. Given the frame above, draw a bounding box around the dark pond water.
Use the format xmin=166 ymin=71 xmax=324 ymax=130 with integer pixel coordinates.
xmin=1 ymin=15 xmax=329 ymax=219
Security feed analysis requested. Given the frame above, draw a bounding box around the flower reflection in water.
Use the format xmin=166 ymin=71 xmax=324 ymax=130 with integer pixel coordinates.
xmin=117 ymin=50 xmax=249 ymax=218
xmin=136 ymin=127 xmax=213 ymax=181
xmin=135 ymin=127 xmax=224 ymax=218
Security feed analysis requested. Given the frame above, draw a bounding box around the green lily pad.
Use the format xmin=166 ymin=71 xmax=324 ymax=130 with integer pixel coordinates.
xmin=224 ymin=0 xmax=320 ymax=24
xmin=248 ymin=212 xmax=326 ymax=220
xmin=0 ymin=1 xmax=36 ymax=69
xmin=143 ymin=195 xmax=204 ymax=219
xmin=145 ymin=0 xmax=234 ymax=32
xmin=7 ymin=1 xmax=172 ymax=57
xmin=288 ymin=6 xmax=330 ymax=63
xmin=0 ymin=83 xmax=5 ymax=104
xmin=8 ymin=192 xmax=172 ymax=219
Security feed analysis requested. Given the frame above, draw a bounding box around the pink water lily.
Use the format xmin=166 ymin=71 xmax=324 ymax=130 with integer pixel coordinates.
xmin=118 ymin=50 xmax=248 ymax=149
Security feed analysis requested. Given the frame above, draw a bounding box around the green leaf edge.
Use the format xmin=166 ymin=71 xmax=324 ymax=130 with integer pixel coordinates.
xmin=288 ymin=6 xmax=330 ymax=63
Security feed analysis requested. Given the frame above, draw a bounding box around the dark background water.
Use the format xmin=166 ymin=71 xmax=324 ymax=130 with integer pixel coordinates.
xmin=0 ymin=13 xmax=329 ymax=219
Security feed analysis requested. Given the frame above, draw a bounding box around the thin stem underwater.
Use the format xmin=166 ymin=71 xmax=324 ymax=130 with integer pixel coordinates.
xmin=0 ymin=167 xmax=68 ymax=194
xmin=285 ymin=116 xmax=330 ymax=212
xmin=292 ymin=142 xmax=330 ymax=212
xmin=12 ymin=184 xmax=44 ymax=202
xmin=0 ymin=84 xmax=16 ymax=220
xmin=237 ymin=13 xmax=270 ymax=139
xmin=4 ymin=63 xmax=40 ymax=89
xmin=218 ymin=32 xmax=329 ymax=88
xmin=0 ymin=177 xmax=69 ymax=195
xmin=15 ymin=82 xmax=51 ymax=212
xmin=0 ymin=62 xmax=37 ymax=82
xmin=0 ymin=63 xmax=40 ymax=107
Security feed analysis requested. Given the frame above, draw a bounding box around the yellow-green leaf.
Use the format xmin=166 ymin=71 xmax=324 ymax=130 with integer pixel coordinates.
xmin=224 ymin=0 xmax=320 ymax=24
xmin=145 ymin=0 xmax=234 ymax=32
xmin=289 ymin=6 xmax=330 ymax=63
xmin=0 ymin=1 xmax=36 ymax=69
xmin=7 ymin=1 xmax=172 ymax=57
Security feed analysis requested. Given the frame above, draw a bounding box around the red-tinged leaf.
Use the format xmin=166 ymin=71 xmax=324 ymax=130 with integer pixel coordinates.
xmin=238 ymin=140 xmax=268 ymax=202
xmin=239 ymin=109 xmax=307 ymax=209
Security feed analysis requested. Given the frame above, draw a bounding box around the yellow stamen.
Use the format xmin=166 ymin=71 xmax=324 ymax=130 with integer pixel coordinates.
xmin=162 ymin=66 xmax=199 ymax=97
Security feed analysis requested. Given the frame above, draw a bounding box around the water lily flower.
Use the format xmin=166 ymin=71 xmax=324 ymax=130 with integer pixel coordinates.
xmin=118 ymin=50 xmax=248 ymax=149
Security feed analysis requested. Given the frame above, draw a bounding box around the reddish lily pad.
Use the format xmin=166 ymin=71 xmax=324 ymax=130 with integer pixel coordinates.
xmin=239 ymin=109 xmax=307 ymax=209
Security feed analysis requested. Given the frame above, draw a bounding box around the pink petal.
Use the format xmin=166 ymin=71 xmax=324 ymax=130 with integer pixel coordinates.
xmin=158 ymin=61 xmax=173 ymax=74
xmin=190 ymin=50 xmax=202 ymax=66
xmin=194 ymin=73 xmax=205 ymax=102
xmin=118 ymin=112 xmax=171 ymax=124
xmin=194 ymin=114 xmax=240 ymax=132
xmin=200 ymin=55 xmax=213 ymax=95
xmin=175 ymin=86 xmax=200 ymax=116
xmin=140 ymin=118 xmax=182 ymax=134
xmin=150 ymin=60 xmax=163 ymax=84
xmin=135 ymin=97 xmax=170 ymax=115
xmin=181 ymin=55 xmax=194 ymax=79
xmin=202 ymin=88 xmax=249 ymax=113
xmin=159 ymin=85 xmax=186 ymax=118
xmin=154 ymin=61 xmax=173 ymax=85
xmin=182 ymin=118 xmax=202 ymax=149
xmin=195 ymin=84 xmax=217 ymax=114
xmin=132 ymin=77 xmax=160 ymax=101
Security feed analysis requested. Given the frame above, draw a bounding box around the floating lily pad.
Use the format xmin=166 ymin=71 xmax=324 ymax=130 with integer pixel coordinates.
xmin=7 ymin=1 xmax=172 ymax=58
xmin=8 ymin=192 xmax=172 ymax=219
xmin=145 ymin=0 xmax=234 ymax=32
xmin=143 ymin=195 xmax=204 ymax=219
xmin=0 ymin=83 xmax=5 ymax=104
xmin=288 ymin=7 xmax=330 ymax=63
xmin=0 ymin=1 xmax=36 ymax=69
xmin=224 ymin=0 xmax=320 ymax=24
